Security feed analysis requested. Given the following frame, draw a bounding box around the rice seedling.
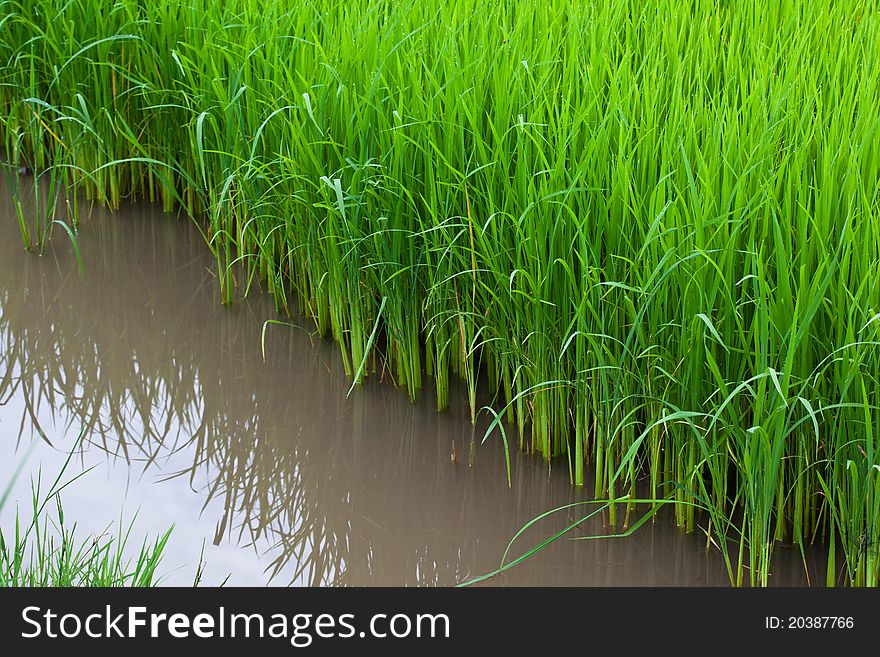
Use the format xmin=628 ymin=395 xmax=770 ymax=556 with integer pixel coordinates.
xmin=0 ymin=440 xmax=172 ymax=587
xmin=1 ymin=0 xmax=879 ymax=586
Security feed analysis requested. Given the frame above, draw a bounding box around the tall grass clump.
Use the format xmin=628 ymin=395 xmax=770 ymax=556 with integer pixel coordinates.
xmin=1 ymin=0 xmax=879 ymax=586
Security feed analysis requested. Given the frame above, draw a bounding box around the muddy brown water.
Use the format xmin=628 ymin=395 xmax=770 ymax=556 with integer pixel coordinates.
xmin=0 ymin=180 xmax=823 ymax=586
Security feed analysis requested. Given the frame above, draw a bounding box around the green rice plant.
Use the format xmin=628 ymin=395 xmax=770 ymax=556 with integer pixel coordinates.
xmin=1 ymin=0 xmax=879 ymax=586
xmin=0 ymin=483 xmax=172 ymax=587
xmin=0 ymin=441 xmax=172 ymax=587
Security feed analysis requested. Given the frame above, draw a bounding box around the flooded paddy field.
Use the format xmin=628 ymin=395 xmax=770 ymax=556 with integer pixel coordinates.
xmin=0 ymin=185 xmax=823 ymax=586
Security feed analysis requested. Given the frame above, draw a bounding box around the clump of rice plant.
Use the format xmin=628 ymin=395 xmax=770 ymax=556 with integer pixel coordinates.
xmin=1 ymin=0 xmax=879 ymax=586
xmin=0 ymin=449 xmax=171 ymax=587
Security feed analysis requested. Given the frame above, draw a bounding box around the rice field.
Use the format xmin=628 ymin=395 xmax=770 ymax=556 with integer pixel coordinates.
xmin=1 ymin=0 xmax=879 ymax=586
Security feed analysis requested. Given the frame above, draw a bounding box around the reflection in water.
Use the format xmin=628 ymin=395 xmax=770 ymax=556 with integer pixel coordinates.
xmin=0 ymin=181 xmax=820 ymax=586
